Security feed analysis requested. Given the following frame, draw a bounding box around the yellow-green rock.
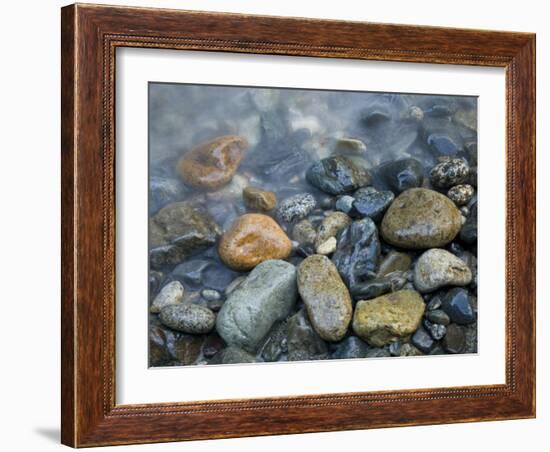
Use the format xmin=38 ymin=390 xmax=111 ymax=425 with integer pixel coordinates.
xmin=352 ymin=289 xmax=425 ymax=347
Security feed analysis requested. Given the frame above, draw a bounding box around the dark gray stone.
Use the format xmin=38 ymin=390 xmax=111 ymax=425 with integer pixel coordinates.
xmin=335 ymin=195 xmax=355 ymax=214
xmin=378 ymin=158 xmax=424 ymax=193
xmin=425 ymin=309 xmax=451 ymax=325
xmin=332 ymin=218 xmax=380 ymax=293
xmin=350 ymin=188 xmax=395 ymax=222
xmin=460 ymin=202 xmax=478 ymax=244
xmin=441 ymin=288 xmax=475 ymax=325
xmin=287 ymin=309 xmax=329 ymax=361
xmin=209 ymin=346 xmax=257 ymax=364
xmin=411 ymin=326 xmax=435 ymax=353
xmin=442 ymin=324 xmax=466 ymax=354
xmin=306 ymin=156 xmax=371 ymax=195
xmin=331 ymin=336 xmax=370 ymax=360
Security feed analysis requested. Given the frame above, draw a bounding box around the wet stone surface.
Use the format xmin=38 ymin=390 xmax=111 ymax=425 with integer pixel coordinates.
xmin=148 ymin=86 xmax=478 ymax=367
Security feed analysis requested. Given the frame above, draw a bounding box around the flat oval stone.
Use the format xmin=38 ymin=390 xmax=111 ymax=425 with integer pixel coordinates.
xmin=150 ymin=281 xmax=184 ymax=313
xmin=306 ymin=156 xmax=371 ymax=195
xmin=177 ymin=135 xmax=248 ymax=190
xmin=159 ymin=304 xmax=216 ymax=334
xmin=218 ymin=214 xmax=292 ymax=271
xmin=216 ymin=260 xmax=298 ymax=352
xmin=380 ymin=188 xmax=462 ymax=249
xmin=352 ymin=289 xmax=425 ymax=347
xmin=413 ymin=248 xmax=472 ymax=293
xmin=297 ymin=255 xmax=353 ymax=342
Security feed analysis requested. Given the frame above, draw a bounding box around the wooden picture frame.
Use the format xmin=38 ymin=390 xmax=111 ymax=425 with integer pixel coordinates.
xmin=61 ymin=3 xmax=536 ymax=447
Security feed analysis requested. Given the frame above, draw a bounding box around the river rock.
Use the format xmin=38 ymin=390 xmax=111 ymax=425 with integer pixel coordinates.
xmin=259 ymin=321 xmax=288 ymax=362
xmin=349 ymin=187 xmax=395 ymax=222
xmin=242 ymin=186 xmax=277 ymax=211
xmin=430 ymin=158 xmax=470 ymax=188
xmin=441 ymin=288 xmax=475 ymax=324
xmin=366 ymin=348 xmax=391 ymax=358
xmin=159 ymin=304 xmax=216 ymax=334
xmin=335 ymin=195 xmax=355 ymax=214
xmin=411 ymin=326 xmax=434 ymax=353
xmin=292 ymin=219 xmax=317 ymax=246
xmin=377 ymin=251 xmax=412 ymax=277
xmin=306 ymin=156 xmax=371 ymax=195
xmin=447 ymin=184 xmax=475 ymax=206
xmin=425 ymin=309 xmax=451 ymax=325
xmin=332 ymin=217 xmax=380 ymax=293
xmin=460 ymin=202 xmax=477 ymax=244
xmin=149 ymin=323 xmax=204 ymax=366
xmin=276 ymin=193 xmax=316 ymax=223
xmin=150 ymin=281 xmax=184 ymax=313
xmin=287 ymin=309 xmax=329 ymax=361
xmin=413 ymin=248 xmax=472 ymax=292
xmin=209 ymin=346 xmax=257 ymax=364
xmin=216 ymin=260 xmax=298 ymax=352
xmin=149 ymin=176 xmax=187 ymax=215
xmin=442 ymin=323 xmax=466 ymax=353
xmin=297 ymin=255 xmax=353 ymax=342
xmin=399 ymin=343 xmax=424 ymax=357
xmin=380 ymin=188 xmax=462 ymax=249
xmin=316 ymin=237 xmax=337 ymax=255
xmin=149 ymin=202 xmax=221 ymax=269
xmin=218 ymin=214 xmax=292 ymax=271
xmin=350 ymin=272 xmax=409 ymax=300
xmin=378 ymin=158 xmax=424 ymax=193
xmin=352 ymin=289 xmax=425 ymax=347
xmin=176 ymin=135 xmax=248 ymax=190
xmin=331 ymin=336 xmax=370 ymax=359
xmin=315 ymin=211 xmax=352 ymax=247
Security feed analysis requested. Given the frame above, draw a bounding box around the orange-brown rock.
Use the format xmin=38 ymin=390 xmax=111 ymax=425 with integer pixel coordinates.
xmin=177 ymin=135 xmax=248 ymax=190
xmin=218 ymin=214 xmax=292 ymax=271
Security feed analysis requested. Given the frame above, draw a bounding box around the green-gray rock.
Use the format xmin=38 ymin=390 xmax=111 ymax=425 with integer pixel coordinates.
xmin=209 ymin=346 xmax=257 ymax=364
xmin=380 ymin=188 xmax=462 ymax=249
xmin=413 ymin=248 xmax=472 ymax=293
xmin=216 ymin=260 xmax=297 ymax=352
xmin=315 ymin=211 xmax=352 ymax=248
xmin=297 ymin=254 xmax=352 ymax=342
xmin=159 ymin=303 xmax=216 ymax=334
xmin=352 ymin=289 xmax=425 ymax=346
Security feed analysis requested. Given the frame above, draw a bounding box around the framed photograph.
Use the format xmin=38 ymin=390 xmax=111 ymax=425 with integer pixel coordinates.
xmin=61 ymin=3 xmax=536 ymax=447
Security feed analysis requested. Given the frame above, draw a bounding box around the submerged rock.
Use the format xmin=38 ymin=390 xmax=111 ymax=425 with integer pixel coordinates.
xmin=218 ymin=214 xmax=292 ymax=271
xmin=378 ymin=158 xmax=424 ymax=194
xmin=159 ymin=304 xmax=216 ymax=334
xmin=332 ymin=218 xmax=380 ymax=293
xmin=442 ymin=323 xmax=466 ymax=354
xmin=297 ymin=255 xmax=353 ymax=342
xmin=216 ymin=260 xmax=298 ymax=352
xmin=306 ymin=156 xmax=371 ymax=195
xmin=352 ymin=289 xmax=425 ymax=347
xmin=413 ymin=248 xmax=472 ymax=293
xmin=177 ymin=135 xmax=248 ymax=190
xmin=150 ymin=281 xmax=184 ymax=313
xmin=287 ymin=309 xmax=329 ymax=361
xmin=292 ymin=219 xmax=317 ymax=246
xmin=380 ymin=188 xmax=462 ymax=249
xmin=149 ymin=202 xmax=221 ymax=269
xmin=242 ymin=186 xmax=277 ymax=211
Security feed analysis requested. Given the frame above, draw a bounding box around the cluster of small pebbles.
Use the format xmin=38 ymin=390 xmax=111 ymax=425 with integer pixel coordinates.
xmin=148 ymin=88 xmax=478 ymax=367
